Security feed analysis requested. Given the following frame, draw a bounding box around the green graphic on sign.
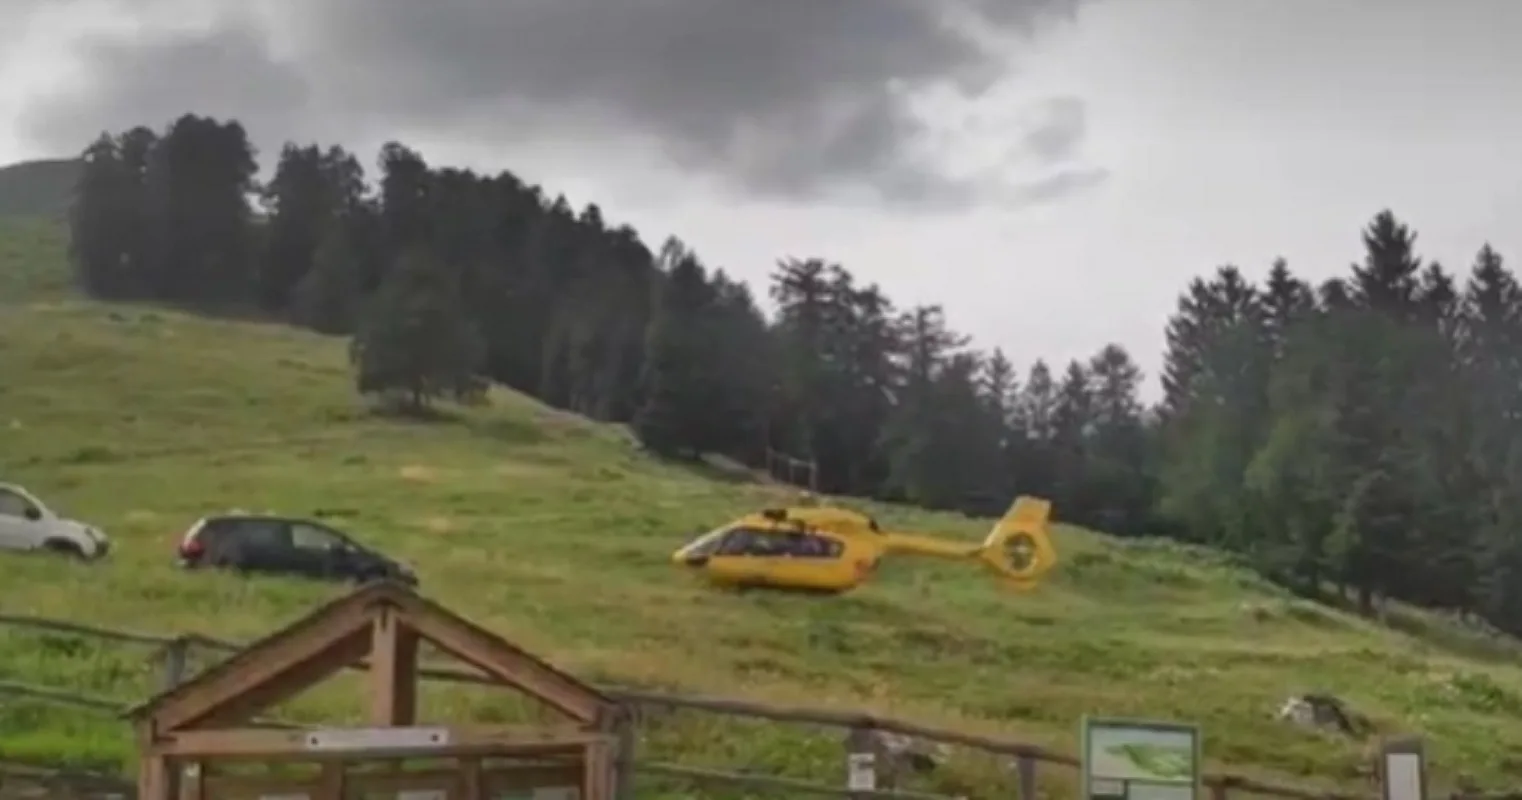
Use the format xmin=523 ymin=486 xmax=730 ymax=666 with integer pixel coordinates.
xmin=1082 ymin=717 xmax=1200 ymax=800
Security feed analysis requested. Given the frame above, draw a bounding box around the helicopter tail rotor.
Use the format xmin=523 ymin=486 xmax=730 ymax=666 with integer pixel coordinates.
xmin=976 ymin=495 xmax=1056 ymax=589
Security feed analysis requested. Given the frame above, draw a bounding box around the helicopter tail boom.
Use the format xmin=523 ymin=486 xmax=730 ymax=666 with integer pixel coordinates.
xmin=976 ymin=495 xmax=1056 ymax=588
xmin=879 ymin=532 xmax=981 ymax=560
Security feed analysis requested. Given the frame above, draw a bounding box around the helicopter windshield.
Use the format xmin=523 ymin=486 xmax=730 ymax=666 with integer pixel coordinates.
xmin=674 ymin=527 xmax=730 ymax=560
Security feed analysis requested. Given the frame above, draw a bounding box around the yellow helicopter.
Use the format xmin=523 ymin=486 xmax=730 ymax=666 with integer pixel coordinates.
xmin=671 ymin=494 xmax=1056 ymax=594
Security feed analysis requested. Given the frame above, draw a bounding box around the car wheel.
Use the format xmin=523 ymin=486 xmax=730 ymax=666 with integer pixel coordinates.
xmin=41 ymin=540 xmax=87 ymax=560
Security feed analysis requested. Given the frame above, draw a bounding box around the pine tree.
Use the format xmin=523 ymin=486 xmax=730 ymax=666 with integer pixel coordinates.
xmin=348 ymin=250 xmax=485 ymax=413
xmin=291 ymin=226 xmax=362 ymax=335
xmin=69 ymin=134 xmax=128 ymax=297
xmin=1085 ymin=344 xmax=1151 ymax=534
xmin=632 ymin=253 xmax=712 ymax=457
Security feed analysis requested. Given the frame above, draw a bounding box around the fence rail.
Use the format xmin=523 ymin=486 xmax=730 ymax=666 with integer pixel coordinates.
xmin=0 ymin=612 xmax=1475 ymax=799
xmin=0 ymin=760 xmax=134 ymax=799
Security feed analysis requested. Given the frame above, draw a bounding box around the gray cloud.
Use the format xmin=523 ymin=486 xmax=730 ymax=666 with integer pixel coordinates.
xmin=20 ymin=0 xmax=1105 ymax=210
xmin=1019 ymin=96 xmax=1089 ymax=162
xmin=26 ymin=20 xmax=310 ymax=149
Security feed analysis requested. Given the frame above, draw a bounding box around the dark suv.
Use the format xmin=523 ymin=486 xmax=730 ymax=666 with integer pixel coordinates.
xmin=176 ymin=513 xmax=417 ymax=586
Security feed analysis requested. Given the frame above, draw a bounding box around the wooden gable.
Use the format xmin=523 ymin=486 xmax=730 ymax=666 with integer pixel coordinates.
xmin=128 ymin=580 xmax=614 ymax=736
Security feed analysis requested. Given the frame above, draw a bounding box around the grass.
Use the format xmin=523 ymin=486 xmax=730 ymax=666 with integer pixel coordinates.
xmin=0 ymin=216 xmax=73 ymax=303
xmin=0 ymin=158 xmax=80 ymax=219
xmin=5 ymin=224 xmax=1522 ymax=796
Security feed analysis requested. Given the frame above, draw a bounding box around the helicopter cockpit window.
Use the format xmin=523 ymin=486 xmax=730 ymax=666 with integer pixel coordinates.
xmin=716 ymin=528 xmax=842 ymax=558
xmin=679 ymin=528 xmax=730 ymax=560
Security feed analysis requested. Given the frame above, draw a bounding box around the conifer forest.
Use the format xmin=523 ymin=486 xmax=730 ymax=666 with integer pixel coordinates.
xmin=68 ymin=113 xmax=1522 ymax=636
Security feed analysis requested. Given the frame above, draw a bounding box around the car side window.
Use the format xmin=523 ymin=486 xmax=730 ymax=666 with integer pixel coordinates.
xmin=227 ymin=519 xmax=292 ymax=550
xmin=290 ymin=522 xmax=347 ymax=552
xmin=0 ymin=489 xmax=35 ymax=519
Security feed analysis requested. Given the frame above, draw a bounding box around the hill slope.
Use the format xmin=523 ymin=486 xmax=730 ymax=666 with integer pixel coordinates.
xmin=0 ymin=217 xmax=73 ymax=301
xmin=0 ymin=158 xmax=80 ymax=218
xmin=4 ymin=233 xmax=1522 ymax=795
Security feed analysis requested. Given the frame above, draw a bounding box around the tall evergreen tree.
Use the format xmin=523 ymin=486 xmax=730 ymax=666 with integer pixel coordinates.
xmin=632 ymin=253 xmax=714 ymax=457
xmin=349 ymin=250 xmax=485 ymax=413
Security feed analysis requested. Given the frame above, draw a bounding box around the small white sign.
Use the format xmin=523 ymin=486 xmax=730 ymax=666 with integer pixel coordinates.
xmin=302 ymin=726 xmax=451 ymax=751
xmin=1386 ymin=752 xmax=1424 ymax=800
xmin=847 ymin=752 xmax=875 ymax=791
xmin=398 ymin=791 xmax=446 ymax=800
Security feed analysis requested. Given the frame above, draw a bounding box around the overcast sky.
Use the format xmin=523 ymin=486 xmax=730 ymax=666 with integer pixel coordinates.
xmin=2 ymin=0 xmax=1520 ymax=398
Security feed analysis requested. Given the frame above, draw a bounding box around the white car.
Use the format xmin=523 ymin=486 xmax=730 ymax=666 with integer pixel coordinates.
xmin=0 ymin=482 xmax=110 ymax=560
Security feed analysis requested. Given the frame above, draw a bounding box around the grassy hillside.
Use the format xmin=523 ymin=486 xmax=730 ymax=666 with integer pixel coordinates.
xmin=0 ymin=217 xmax=73 ymax=301
xmin=5 ymin=225 xmax=1522 ymax=796
xmin=0 ymin=158 xmax=80 ymax=219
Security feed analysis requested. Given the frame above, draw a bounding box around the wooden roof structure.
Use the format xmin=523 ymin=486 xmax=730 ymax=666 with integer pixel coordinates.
xmin=129 ymin=580 xmax=619 ymax=800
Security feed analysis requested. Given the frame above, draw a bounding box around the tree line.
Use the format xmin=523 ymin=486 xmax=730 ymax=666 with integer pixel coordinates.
xmin=65 ymin=113 xmax=1522 ymax=635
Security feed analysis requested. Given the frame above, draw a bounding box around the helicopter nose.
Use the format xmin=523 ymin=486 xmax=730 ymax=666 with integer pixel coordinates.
xmin=672 ymin=550 xmax=709 ymax=568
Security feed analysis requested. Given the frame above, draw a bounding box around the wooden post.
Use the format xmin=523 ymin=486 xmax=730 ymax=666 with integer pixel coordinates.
xmin=612 ymin=708 xmax=637 ymax=800
xmin=1208 ymin=776 xmax=1229 ymax=800
xmin=1014 ymin=751 xmax=1038 ymax=800
xmin=460 ymin=757 xmax=484 ymax=800
xmin=368 ymin=607 xmax=419 ymax=725
xmin=161 ymin=637 xmax=188 ymax=692
xmin=176 ymin=760 xmax=204 ymax=800
xmin=582 ymin=739 xmax=615 ymax=800
xmin=844 ymin=725 xmax=880 ymax=798
xmin=317 ymin=762 xmax=344 ymax=800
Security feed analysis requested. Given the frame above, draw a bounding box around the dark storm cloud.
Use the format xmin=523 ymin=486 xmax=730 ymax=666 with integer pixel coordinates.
xmin=22 ymin=0 xmax=1105 ymax=210
xmin=25 ymin=19 xmax=311 ymax=147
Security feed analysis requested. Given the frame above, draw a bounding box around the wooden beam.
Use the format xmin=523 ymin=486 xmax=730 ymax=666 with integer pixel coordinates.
xmin=369 ymin=607 xmax=418 ymax=726
xmin=153 ymin=724 xmax=607 ymax=760
xmin=480 ymin=765 xmax=583 ymax=798
xmin=189 ymin=629 xmax=372 ymax=731
xmin=203 ymin=765 xmax=581 ymax=800
xmin=150 ymin=601 xmax=375 ymax=732
xmin=393 ymin=595 xmax=606 ymax=723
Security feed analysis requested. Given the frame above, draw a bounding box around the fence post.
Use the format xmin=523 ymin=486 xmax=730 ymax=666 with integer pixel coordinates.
xmin=1014 ymin=749 xmax=1038 ymax=800
xmin=160 ymin=636 xmax=189 ymax=692
xmin=1207 ymin=776 xmax=1229 ymax=800
xmin=844 ymin=724 xmax=882 ymax=798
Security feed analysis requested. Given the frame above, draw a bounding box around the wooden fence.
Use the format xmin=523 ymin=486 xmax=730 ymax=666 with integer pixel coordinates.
xmin=0 ymin=760 xmax=132 ymax=800
xmin=0 ymin=612 xmax=1480 ymax=800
